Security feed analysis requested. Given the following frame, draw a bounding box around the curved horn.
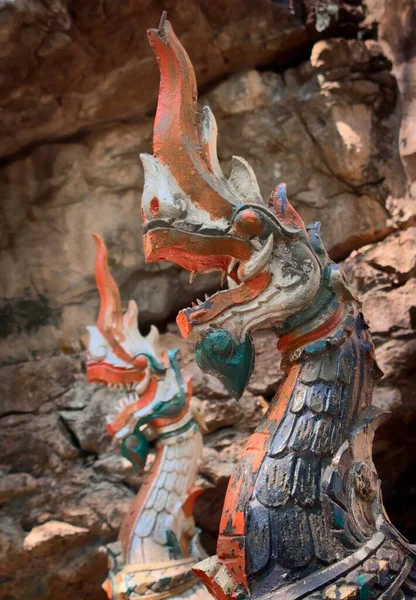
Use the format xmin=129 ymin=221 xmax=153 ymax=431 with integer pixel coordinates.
xmin=148 ymin=12 xmax=198 ymax=168
xmin=147 ymin=13 xmax=237 ymax=219
xmin=92 ymin=234 xmax=124 ymax=341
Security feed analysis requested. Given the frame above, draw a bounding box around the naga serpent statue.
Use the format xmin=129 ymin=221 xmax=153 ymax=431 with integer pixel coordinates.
xmin=139 ymin=13 xmax=416 ymax=600
xmin=86 ymin=234 xmax=211 ymax=600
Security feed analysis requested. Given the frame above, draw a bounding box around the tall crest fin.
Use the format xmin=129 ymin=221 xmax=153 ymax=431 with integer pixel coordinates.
xmin=147 ymin=13 xmax=261 ymax=217
xmin=92 ymin=234 xmax=124 ymax=340
xmin=123 ymin=299 xmax=139 ymax=331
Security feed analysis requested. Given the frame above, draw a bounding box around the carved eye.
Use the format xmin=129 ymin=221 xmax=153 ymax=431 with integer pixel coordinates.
xmin=233 ymin=209 xmax=264 ymax=238
xmin=133 ymin=355 xmax=149 ymax=369
xmin=149 ymin=196 xmax=160 ymax=217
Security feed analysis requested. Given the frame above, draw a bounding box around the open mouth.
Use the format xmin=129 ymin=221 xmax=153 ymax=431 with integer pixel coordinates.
xmin=87 ymin=363 xmax=154 ymax=437
xmin=177 ymin=269 xmax=271 ymax=338
xmin=143 ymin=222 xmax=273 ymax=338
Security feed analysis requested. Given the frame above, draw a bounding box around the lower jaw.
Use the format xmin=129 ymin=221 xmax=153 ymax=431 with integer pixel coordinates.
xmin=176 ymin=271 xmax=272 ymax=338
xmin=143 ymin=229 xmax=252 ymax=272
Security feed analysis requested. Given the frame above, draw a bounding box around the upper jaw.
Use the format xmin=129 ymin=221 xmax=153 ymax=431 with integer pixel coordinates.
xmin=142 ymin=223 xmax=253 ymax=275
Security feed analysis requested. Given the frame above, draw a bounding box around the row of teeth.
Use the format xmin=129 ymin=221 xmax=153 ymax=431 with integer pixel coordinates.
xmin=191 ymin=293 xmax=211 ymax=308
xmin=188 ymin=259 xmax=241 ymax=296
xmin=116 ymin=393 xmax=137 ymax=409
xmin=106 ymin=393 xmax=138 ymax=423
xmin=186 ymin=233 xmax=273 ymax=306
xmin=107 ymin=382 xmax=138 ymax=391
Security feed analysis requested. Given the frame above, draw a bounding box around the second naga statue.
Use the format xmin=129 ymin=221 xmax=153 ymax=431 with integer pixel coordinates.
xmin=86 ymin=234 xmax=210 ymax=600
xmin=139 ymin=13 xmax=416 ymax=600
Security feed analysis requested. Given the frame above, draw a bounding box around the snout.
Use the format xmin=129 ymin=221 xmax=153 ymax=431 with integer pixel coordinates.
xmin=143 ymin=227 xmax=253 ymax=273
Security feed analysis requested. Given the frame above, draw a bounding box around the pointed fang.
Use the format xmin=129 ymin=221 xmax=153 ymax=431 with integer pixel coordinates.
xmin=221 ymin=271 xmax=227 ymax=287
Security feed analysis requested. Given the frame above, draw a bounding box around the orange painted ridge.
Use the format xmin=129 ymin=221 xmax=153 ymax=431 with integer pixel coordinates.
xmin=216 ymin=433 xmax=268 ymax=591
xmin=148 ymin=19 xmax=234 ymax=220
xmin=92 ymin=234 xmax=151 ymax=369
xmin=267 ymin=364 xmax=301 ymax=423
xmin=278 ymin=306 xmax=344 ymax=354
xmin=86 ymin=361 xmax=147 ymax=386
xmin=177 ymin=272 xmax=272 ymax=338
xmin=217 ymin=535 xmax=247 ymax=590
xmin=218 ymin=443 xmax=267 ymax=539
xmin=215 ymin=368 xmax=300 ymax=590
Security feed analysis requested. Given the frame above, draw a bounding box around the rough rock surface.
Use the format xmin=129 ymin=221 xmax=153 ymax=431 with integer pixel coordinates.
xmin=342 ymin=228 xmax=416 ymax=536
xmin=0 ymin=0 xmax=326 ymax=161
xmin=206 ymin=38 xmax=402 ymax=257
xmin=378 ymin=0 xmax=416 ymax=189
xmin=0 ymin=36 xmax=407 ymax=364
xmin=1 ymin=2 xmax=416 ymax=600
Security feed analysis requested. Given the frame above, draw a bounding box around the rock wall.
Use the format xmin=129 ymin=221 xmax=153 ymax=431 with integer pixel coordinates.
xmin=1 ymin=2 xmax=415 ymax=599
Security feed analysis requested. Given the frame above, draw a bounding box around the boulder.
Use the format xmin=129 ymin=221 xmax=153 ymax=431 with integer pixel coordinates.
xmin=0 ymin=0 xmax=325 ymax=160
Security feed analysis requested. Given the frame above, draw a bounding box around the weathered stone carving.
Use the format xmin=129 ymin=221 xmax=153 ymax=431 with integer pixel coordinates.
xmin=140 ymin=14 xmax=416 ymax=600
xmin=86 ymin=234 xmax=211 ymax=600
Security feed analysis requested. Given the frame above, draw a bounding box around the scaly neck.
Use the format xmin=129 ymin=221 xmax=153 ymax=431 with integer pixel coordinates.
xmin=215 ymin=299 xmax=381 ymax=598
xmin=246 ymin=309 xmax=379 ymax=596
xmin=119 ymin=422 xmax=203 ymax=566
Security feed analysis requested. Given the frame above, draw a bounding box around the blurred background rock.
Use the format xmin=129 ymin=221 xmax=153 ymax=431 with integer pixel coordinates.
xmin=0 ymin=1 xmax=415 ymax=598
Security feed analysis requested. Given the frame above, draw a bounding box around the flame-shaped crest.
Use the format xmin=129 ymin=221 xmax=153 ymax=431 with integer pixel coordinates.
xmin=144 ymin=12 xmax=263 ymax=222
xmin=90 ymin=234 xmax=162 ymax=367
xmin=93 ymin=233 xmax=124 ymax=342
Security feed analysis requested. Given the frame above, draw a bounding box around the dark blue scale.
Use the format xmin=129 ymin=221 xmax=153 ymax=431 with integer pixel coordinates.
xmin=245 ymin=324 xmax=362 ymax=596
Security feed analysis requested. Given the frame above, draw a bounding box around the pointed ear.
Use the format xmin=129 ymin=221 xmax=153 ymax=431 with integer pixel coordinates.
xmin=268 ymin=183 xmax=305 ymax=233
xmin=123 ymin=299 xmax=139 ymax=330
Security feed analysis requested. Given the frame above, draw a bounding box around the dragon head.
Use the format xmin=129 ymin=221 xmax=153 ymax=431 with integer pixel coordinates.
xmin=141 ymin=15 xmax=356 ymax=400
xmin=86 ymin=234 xmax=206 ymax=471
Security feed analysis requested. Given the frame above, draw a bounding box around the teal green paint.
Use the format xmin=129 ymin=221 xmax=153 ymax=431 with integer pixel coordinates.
xmin=280 ymin=264 xmax=341 ymax=335
xmin=357 ymin=574 xmax=371 ymax=600
xmin=121 ymin=431 xmax=149 ymax=473
xmin=120 ymin=347 xmax=190 ymax=471
xmin=306 ymin=221 xmax=326 ymax=256
xmin=133 ymin=352 xmax=167 ymax=374
xmin=236 ymin=588 xmax=249 ymax=600
xmin=305 ymin=339 xmax=327 ymax=354
xmin=132 ymin=349 xmax=187 ymax=429
xmin=333 ymin=506 xmax=345 ymax=529
xmin=195 ymin=329 xmax=255 ymax=400
xmin=166 ymin=529 xmax=182 ymax=559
